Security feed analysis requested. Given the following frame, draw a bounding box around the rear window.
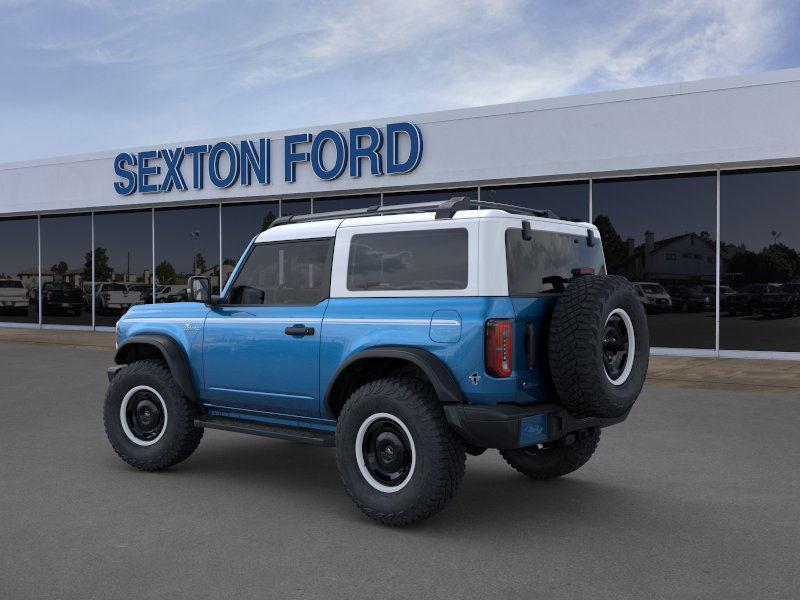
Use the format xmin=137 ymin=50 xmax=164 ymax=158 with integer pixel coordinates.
xmin=0 ymin=280 xmax=23 ymax=288
xmin=105 ymin=284 xmax=127 ymax=291
xmin=347 ymin=229 xmax=468 ymax=291
xmin=505 ymin=227 xmax=605 ymax=295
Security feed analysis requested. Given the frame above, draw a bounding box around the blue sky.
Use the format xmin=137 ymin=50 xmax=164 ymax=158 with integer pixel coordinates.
xmin=1 ymin=0 xmax=798 ymax=162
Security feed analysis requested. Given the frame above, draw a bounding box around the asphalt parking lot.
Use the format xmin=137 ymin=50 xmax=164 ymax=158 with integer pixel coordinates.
xmin=1 ymin=342 xmax=799 ymax=600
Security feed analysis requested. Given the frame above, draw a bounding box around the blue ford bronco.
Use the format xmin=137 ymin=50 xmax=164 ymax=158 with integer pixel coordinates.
xmin=104 ymin=197 xmax=649 ymax=526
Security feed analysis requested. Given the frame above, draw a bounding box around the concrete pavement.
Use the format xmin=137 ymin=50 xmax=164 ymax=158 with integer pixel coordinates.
xmin=0 ymin=341 xmax=798 ymax=599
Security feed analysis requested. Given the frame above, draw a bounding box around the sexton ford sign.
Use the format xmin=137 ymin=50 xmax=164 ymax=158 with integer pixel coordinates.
xmin=112 ymin=122 xmax=423 ymax=196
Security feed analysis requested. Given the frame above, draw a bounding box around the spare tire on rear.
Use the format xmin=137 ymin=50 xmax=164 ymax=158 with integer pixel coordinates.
xmin=548 ymin=275 xmax=649 ymax=418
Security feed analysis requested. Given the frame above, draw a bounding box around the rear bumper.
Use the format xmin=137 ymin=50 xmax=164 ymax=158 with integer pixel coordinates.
xmin=443 ymin=402 xmax=627 ymax=450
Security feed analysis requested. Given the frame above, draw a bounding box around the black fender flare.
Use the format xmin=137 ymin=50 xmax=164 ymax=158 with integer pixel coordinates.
xmin=114 ymin=334 xmax=197 ymax=402
xmin=324 ymin=346 xmax=465 ymax=417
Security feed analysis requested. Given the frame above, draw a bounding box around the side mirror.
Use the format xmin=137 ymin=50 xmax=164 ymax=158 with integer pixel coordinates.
xmin=188 ymin=276 xmax=211 ymax=303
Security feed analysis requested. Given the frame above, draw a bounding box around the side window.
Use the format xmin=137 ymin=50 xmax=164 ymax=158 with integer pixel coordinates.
xmin=228 ymin=238 xmax=333 ymax=306
xmin=347 ymin=229 xmax=468 ymax=291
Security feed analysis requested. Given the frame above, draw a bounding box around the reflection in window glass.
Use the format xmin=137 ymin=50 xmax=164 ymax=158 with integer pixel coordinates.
xmin=93 ymin=210 xmax=153 ymax=327
xmin=229 ymin=239 xmax=333 ymax=305
xmin=40 ymin=214 xmax=92 ymax=325
xmin=382 ymin=188 xmax=477 ymax=207
xmin=155 ymin=205 xmax=220 ymax=299
xmin=281 ymin=199 xmax=311 ymax=217
xmin=0 ymin=217 xmax=38 ymax=324
xmin=593 ymin=174 xmax=717 ymax=349
xmin=721 ymin=168 xmax=800 ymax=352
xmin=221 ymin=201 xmax=278 ymax=287
xmin=347 ymin=229 xmax=468 ymax=291
xmin=483 ymin=181 xmax=589 ymax=222
xmin=313 ymin=195 xmax=380 ymax=213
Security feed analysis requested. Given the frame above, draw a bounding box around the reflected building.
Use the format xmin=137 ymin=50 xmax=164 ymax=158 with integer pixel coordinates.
xmin=2 ymin=69 xmax=800 ymax=357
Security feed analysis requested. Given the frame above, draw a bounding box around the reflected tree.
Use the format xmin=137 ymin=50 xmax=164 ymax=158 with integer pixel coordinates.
xmin=51 ymin=261 xmax=68 ymax=276
xmin=85 ymin=247 xmax=112 ymax=282
xmin=592 ymin=214 xmax=629 ymax=275
xmin=156 ymin=261 xmax=177 ymax=285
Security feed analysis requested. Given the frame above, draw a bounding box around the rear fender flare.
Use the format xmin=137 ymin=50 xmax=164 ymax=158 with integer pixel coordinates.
xmin=324 ymin=346 xmax=464 ymax=417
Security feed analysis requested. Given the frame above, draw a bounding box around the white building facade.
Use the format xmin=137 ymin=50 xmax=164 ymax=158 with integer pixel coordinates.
xmin=2 ymin=68 xmax=800 ymax=358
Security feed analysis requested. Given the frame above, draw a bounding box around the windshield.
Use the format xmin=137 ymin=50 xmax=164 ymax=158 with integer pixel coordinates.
xmin=641 ymin=284 xmax=665 ymax=294
xmin=0 ymin=280 xmax=23 ymax=288
xmin=505 ymin=227 xmax=605 ymax=295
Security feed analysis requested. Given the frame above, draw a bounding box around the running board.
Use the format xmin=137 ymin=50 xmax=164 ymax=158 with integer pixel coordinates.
xmin=195 ymin=415 xmax=335 ymax=447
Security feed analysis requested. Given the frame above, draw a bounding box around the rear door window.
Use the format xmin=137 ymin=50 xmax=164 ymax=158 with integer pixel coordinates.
xmin=505 ymin=227 xmax=605 ymax=295
xmin=347 ymin=229 xmax=468 ymax=291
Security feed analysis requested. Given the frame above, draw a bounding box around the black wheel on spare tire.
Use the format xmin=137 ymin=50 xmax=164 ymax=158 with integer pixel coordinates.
xmin=500 ymin=428 xmax=600 ymax=479
xmin=103 ymin=359 xmax=203 ymax=471
xmin=335 ymin=377 xmax=466 ymax=526
xmin=548 ymin=275 xmax=649 ymax=418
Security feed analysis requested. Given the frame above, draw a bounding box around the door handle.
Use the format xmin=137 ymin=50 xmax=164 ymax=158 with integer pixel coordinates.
xmin=285 ymin=325 xmax=315 ymax=336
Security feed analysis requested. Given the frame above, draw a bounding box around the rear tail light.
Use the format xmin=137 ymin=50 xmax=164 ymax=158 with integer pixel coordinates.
xmin=485 ymin=319 xmax=513 ymax=378
xmin=46 ymin=291 xmax=53 ymax=302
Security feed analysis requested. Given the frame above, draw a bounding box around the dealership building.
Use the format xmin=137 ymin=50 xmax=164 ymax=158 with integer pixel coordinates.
xmin=1 ymin=68 xmax=800 ymax=359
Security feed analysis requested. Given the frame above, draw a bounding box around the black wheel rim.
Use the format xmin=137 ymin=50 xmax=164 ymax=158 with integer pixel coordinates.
xmin=361 ymin=418 xmax=413 ymax=488
xmin=602 ymin=314 xmax=629 ymax=382
xmin=125 ymin=389 xmax=165 ymax=442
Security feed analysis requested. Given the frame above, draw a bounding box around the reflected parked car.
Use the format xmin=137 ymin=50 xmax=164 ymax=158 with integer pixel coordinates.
xmin=0 ymin=278 xmax=30 ymax=314
xmin=156 ymin=284 xmax=187 ymax=302
xmin=41 ymin=282 xmax=84 ymax=315
xmin=670 ymin=286 xmax=711 ymax=312
xmin=701 ymin=285 xmax=736 ymax=302
xmin=632 ymin=282 xmax=672 ymax=313
xmin=759 ymin=283 xmax=800 ymax=318
xmin=722 ymin=283 xmax=781 ymax=316
xmin=93 ymin=282 xmax=145 ymax=315
xmin=126 ymin=284 xmax=154 ymax=304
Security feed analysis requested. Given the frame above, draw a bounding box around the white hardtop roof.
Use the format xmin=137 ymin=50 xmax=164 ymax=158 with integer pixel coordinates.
xmin=254 ymin=208 xmax=596 ymax=243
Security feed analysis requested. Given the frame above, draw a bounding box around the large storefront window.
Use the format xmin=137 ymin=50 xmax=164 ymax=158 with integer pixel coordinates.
xmin=93 ymin=210 xmax=153 ymax=327
xmin=382 ymin=188 xmax=477 ymax=206
xmin=314 ymin=194 xmax=380 ymax=213
xmin=155 ymin=205 xmax=220 ymax=300
xmin=40 ymin=214 xmax=92 ymax=326
xmin=482 ymin=181 xmax=589 ymax=222
xmin=0 ymin=217 xmax=39 ymax=324
xmin=281 ymin=198 xmax=311 ymax=217
xmin=721 ymin=168 xmax=800 ymax=352
xmin=593 ymin=174 xmax=717 ymax=349
xmin=221 ymin=201 xmax=278 ymax=287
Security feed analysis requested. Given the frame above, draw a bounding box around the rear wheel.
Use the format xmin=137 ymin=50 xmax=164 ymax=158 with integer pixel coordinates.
xmin=104 ymin=359 xmax=203 ymax=471
xmin=335 ymin=377 xmax=466 ymax=526
xmin=500 ymin=428 xmax=600 ymax=479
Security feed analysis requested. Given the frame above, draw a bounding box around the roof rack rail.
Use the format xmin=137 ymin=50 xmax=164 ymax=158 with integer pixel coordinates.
xmin=268 ymin=196 xmax=559 ymax=228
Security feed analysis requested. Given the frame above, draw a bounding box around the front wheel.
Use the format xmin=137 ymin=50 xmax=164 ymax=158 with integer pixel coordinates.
xmin=104 ymin=359 xmax=203 ymax=471
xmin=335 ymin=377 xmax=466 ymax=526
xmin=500 ymin=428 xmax=600 ymax=479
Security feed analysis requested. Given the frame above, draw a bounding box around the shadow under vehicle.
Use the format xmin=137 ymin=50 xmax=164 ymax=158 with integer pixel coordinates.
xmin=722 ymin=283 xmax=781 ymax=316
xmin=632 ymin=282 xmax=672 ymax=313
xmin=669 ymin=285 xmax=711 ymax=313
xmin=759 ymin=283 xmax=800 ymax=318
xmin=40 ymin=282 xmax=84 ymax=316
